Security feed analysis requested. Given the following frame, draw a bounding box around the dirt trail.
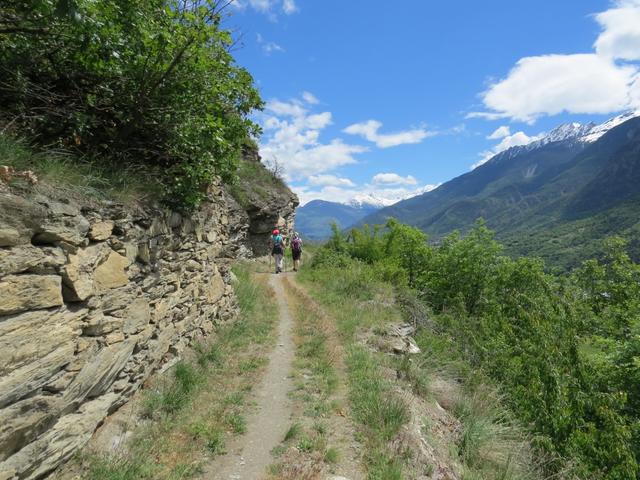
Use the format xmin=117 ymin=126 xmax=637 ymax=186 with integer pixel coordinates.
xmin=283 ymin=278 xmax=365 ymax=480
xmin=201 ymin=274 xmax=296 ymax=480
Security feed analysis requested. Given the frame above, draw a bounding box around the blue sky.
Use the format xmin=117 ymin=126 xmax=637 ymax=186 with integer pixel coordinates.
xmin=228 ymin=0 xmax=640 ymax=205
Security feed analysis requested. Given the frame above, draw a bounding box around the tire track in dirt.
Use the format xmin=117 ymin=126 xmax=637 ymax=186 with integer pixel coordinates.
xmin=201 ymin=274 xmax=295 ymax=480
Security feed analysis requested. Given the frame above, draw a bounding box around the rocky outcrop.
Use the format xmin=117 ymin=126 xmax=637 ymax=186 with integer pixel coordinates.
xmin=230 ymin=145 xmax=299 ymax=255
xmin=0 ymin=178 xmax=255 ymax=479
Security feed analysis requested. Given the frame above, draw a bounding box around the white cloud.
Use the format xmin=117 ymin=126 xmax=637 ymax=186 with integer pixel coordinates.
xmin=302 ymin=91 xmax=320 ymax=105
xmin=308 ymin=175 xmax=355 ymax=187
xmin=259 ymin=95 xmax=367 ymax=180
xmin=263 ymin=41 xmax=284 ymax=54
xmin=343 ymin=120 xmax=434 ymax=148
xmin=487 ymin=126 xmax=510 ymax=140
xmin=294 ymin=183 xmax=440 ymax=207
xmin=233 ymin=0 xmax=298 ymax=16
xmin=260 ymin=95 xmax=438 ymax=204
xmin=372 ymin=173 xmax=418 ymax=185
xmin=256 ymin=33 xmax=284 ymax=55
xmin=473 ymin=54 xmax=638 ymax=123
xmin=472 ymin=131 xmax=543 ymax=169
xmin=470 ymin=1 xmax=640 ymax=122
xmin=594 ymin=0 xmax=640 ymax=61
xmin=265 ymin=99 xmax=307 ymax=117
xmin=282 ymin=0 xmax=297 ymax=14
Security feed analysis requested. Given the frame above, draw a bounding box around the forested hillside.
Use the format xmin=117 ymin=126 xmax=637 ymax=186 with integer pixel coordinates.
xmin=360 ymin=116 xmax=640 ymax=269
xmin=317 ymin=219 xmax=640 ymax=479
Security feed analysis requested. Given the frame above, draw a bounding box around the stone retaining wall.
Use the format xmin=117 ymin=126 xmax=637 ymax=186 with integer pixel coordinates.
xmin=0 ymin=182 xmax=250 ymax=479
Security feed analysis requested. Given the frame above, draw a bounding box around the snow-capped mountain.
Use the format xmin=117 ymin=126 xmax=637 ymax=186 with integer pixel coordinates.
xmin=581 ymin=110 xmax=640 ymax=143
xmin=357 ymin=110 xmax=640 ymax=269
xmin=489 ymin=110 xmax=640 ymax=166
xmin=347 ymin=194 xmax=394 ymax=209
xmin=347 ymin=186 xmax=439 ymax=209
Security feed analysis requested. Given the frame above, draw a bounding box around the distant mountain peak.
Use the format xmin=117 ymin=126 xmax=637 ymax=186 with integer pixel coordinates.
xmin=347 ymin=194 xmax=395 ymax=208
xmin=346 ymin=186 xmax=439 ymax=208
xmin=544 ymin=122 xmax=595 ymax=143
xmin=486 ymin=110 xmax=640 ymax=168
xmin=581 ymin=110 xmax=640 ymax=143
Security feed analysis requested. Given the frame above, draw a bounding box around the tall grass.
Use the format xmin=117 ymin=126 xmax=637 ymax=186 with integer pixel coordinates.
xmin=0 ymin=134 xmax=161 ymax=202
xmin=299 ymin=257 xmax=544 ymax=480
xmin=347 ymin=347 xmax=409 ymax=442
xmin=82 ymin=264 xmax=277 ymax=480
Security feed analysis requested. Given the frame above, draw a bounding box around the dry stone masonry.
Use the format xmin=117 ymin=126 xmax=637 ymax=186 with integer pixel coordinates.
xmin=0 ymin=177 xmax=283 ymax=480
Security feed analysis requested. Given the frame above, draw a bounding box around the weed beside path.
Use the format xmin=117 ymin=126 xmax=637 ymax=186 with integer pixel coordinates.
xmin=55 ymin=264 xmax=278 ymax=480
xmin=297 ymin=262 xmax=545 ymax=480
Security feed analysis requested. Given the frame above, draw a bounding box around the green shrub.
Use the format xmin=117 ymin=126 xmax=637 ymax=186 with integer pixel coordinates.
xmin=0 ymin=0 xmax=262 ymax=210
xmin=316 ymin=219 xmax=640 ymax=478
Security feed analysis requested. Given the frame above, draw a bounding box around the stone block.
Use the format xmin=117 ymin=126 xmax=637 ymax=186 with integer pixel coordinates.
xmin=0 ymin=393 xmax=119 ymax=480
xmin=33 ymin=213 xmax=90 ymax=246
xmin=61 ymin=243 xmax=111 ymax=301
xmin=0 ymin=275 xmax=63 ymax=315
xmin=207 ymin=270 xmax=225 ymax=304
xmin=62 ymin=339 xmax=136 ymax=410
xmin=0 ymin=343 xmax=75 ymax=409
xmin=82 ymin=314 xmax=124 ymax=336
xmin=0 ymin=228 xmax=20 ymax=247
xmin=122 ymin=298 xmax=150 ymax=334
xmin=0 ymin=245 xmax=48 ymax=275
xmin=0 ymin=396 xmax=59 ymax=461
xmin=94 ymin=251 xmax=129 ymax=292
xmin=0 ymin=307 xmax=85 ymax=377
xmin=88 ymin=221 xmax=114 ymax=241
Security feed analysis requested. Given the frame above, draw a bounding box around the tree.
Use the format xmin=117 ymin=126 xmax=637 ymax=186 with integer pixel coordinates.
xmin=0 ymin=0 xmax=263 ymax=209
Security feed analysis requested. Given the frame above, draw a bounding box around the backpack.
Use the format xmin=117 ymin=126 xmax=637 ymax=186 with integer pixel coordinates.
xmin=291 ymin=237 xmax=302 ymax=252
xmin=272 ymin=234 xmax=282 ymax=247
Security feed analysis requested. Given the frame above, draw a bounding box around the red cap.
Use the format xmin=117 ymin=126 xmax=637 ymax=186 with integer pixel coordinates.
xmin=272 ymin=229 xmax=279 ymax=235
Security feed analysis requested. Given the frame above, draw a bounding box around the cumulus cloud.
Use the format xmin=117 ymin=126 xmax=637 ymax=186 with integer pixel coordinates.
xmin=259 ymin=95 xmax=367 ymax=180
xmin=343 ymin=120 xmax=434 ymax=148
xmin=302 ymin=91 xmax=320 ymax=105
xmin=487 ymin=126 xmax=511 ymax=140
xmin=470 ymin=1 xmax=640 ymax=122
xmin=372 ymin=173 xmax=418 ymax=185
xmin=234 ymin=0 xmax=298 ymax=15
xmin=256 ymin=33 xmax=284 ymax=55
xmin=472 ymin=130 xmax=543 ymax=169
xmin=594 ymin=0 xmax=640 ymax=60
xmin=294 ymin=183 xmax=440 ymax=207
xmin=259 ymin=95 xmax=438 ymax=203
xmin=471 ymin=54 xmax=638 ymax=123
xmin=282 ymin=0 xmax=298 ymax=14
xmin=265 ymin=99 xmax=307 ymax=118
xmin=263 ymin=41 xmax=284 ymax=54
xmin=308 ymin=175 xmax=355 ymax=187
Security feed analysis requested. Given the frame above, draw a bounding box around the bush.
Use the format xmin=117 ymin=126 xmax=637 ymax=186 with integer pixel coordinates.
xmin=0 ymin=0 xmax=262 ymax=209
xmin=316 ymin=219 xmax=640 ymax=478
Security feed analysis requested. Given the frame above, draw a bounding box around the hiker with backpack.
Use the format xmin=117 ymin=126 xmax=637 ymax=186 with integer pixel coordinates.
xmin=291 ymin=232 xmax=303 ymax=272
xmin=271 ymin=229 xmax=285 ymax=274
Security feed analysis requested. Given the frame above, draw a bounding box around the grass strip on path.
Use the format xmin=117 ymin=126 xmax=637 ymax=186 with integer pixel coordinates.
xmin=266 ymin=278 xmax=351 ymax=480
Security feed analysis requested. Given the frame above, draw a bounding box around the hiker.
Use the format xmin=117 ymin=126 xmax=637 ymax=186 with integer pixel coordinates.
xmin=271 ymin=229 xmax=285 ymax=274
xmin=291 ymin=232 xmax=303 ymax=272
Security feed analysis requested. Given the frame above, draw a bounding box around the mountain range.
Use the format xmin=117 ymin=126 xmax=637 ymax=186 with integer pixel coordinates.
xmin=295 ymin=111 xmax=640 ymax=268
xmin=295 ymin=199 xmax=381 ymax=241
xmin=357 ymin=111 xmax=640 ymax=269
